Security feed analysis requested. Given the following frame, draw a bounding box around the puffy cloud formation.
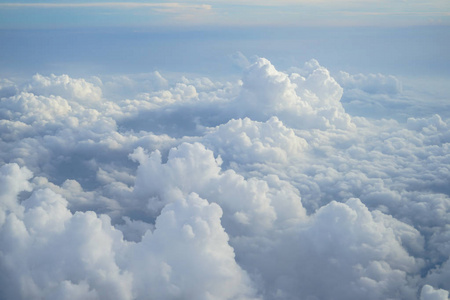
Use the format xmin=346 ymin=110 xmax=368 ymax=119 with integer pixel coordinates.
xmin=26 ymin=74 xmax=103 ymax=105
xmin=0 ymin=164 xmax=257 ymax=300
xmin=0 ymin=58 xmax=449 ymax=299
xmin=336 ymin=71 xmax=402 ymax=95
xmin=203 ymin=116 xmax=308 ymax=165
xmin=421 ymin=285 xmax=449 ymax=300
xmin=237 ymin=58 xmax=354 ymax=130
xmin=332 ymin=70 xmax=450 ymax=121
xmin=332 ymin=71 xmax=405 ymax=119
xmin=130 ymin=142 xmax=306 ymax=235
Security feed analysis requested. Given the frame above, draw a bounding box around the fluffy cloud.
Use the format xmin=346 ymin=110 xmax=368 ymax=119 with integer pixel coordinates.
xmin=0 ymin=78 xmax=18 ymax=99
xmin=332 ymin=70 xmax=449 ymax=122
xmin=336 ymin=71 xmax=402 ymax=95
xmin=203 ymin=116 xmax=308 ymax=165
xmin=26 ymin=74 xmax=103 ymax=105
xmin=0 ymin=57 xmax=449 ymax=299
xmin=237 ymin=58 xmax=354 ymax=130
xmin=421 ymin=285 xmax=449 ymax=300
xmin=234 ymin=198 xmax=423 ymax=300
xmin=129 ymin=142 xmax=306 ymax=235
xmin=0 ymin=164 xmax=258 ymax=300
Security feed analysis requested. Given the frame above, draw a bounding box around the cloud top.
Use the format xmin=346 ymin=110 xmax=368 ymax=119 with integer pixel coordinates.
xmin=0 ymin=57 xmax=449 ymax=299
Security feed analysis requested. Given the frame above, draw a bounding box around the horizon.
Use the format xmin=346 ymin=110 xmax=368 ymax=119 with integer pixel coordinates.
xmin=0 ymin=0 xmax=449 ymax=28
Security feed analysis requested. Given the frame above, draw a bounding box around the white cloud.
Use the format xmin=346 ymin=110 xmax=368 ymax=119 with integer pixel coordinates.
xmin=421 ymin=285 xmax=449 ymax=300
xmin=236 ymin=58 xmax=354 ymax=130
xmin=336 ymin=71 xmax=402 ymax=95
xmin=0 ymin=164 xmax=258 ymax=300
xmin=26 ymin=74 xmax=103 ymax=106
xmin=234 ymin=198 xmax=423 ymax=299
xmin=203 ymin=117 xmax=308 ymax=165
xmin=129 ymin=142 xmax=307 ymax=235
xmin=1 ymin=58 xmax=450 ymax=299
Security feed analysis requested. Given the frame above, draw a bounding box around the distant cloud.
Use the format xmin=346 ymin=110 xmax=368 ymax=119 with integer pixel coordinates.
xmin=0 ymin=2 xmax=212 ymax=10
xmin=336 ymin=71 xmax=402 ymax=95
xmin=0 ymin=0 xmax=448 ymax=26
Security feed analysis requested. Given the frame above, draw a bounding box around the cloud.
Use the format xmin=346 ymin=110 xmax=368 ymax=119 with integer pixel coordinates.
xmin=335 ymin=71 xmax=402 ymax=95
xmin=333 ymin=70 xmax=450 ymax=121
xmin=1 ymin=57 xmax=450 ymax=299
xmin=1 ymin=0 xmax=448 ymax=27
xmin=25 ymin=74 xmax=103 ymax=105
xmin=129 ymin=142 xmax=307 ymax=235
xmin=232 ymin=58 xmax=354 ymax=130
xmin=203 ymin=116 xmax=308 ymax=165
xmin=234 ymin=198 xmax=423 ymax=299
xmin=0 ymin=78 xmax=18 ymax=99
xmin=0 ymin=2 xmax=214 ymax=26
xmin=0 ymin=163 xmax=258 ymax=300
xmin=230 ymin=51 xmax=251 ymax=70
xmin=421 ymin=285 xmax=449 ymax=300
xmin=0 ymin=2 xmax=212 ymax=11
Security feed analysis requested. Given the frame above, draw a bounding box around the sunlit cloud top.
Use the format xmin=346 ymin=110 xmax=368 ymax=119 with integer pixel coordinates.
xmin=0 ymin=0 xmax=449 ymax=28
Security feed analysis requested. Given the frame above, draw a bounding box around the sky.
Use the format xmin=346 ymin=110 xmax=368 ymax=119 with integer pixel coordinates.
xmin=1 ymin=1 xmax=450 ymax=300
xmin=0 ymin=0 xmax=449 ymax=27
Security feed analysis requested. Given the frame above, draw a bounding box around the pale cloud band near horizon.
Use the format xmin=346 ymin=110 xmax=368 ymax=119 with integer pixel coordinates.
xmin=0 ymin=2 xmax=212 ymax=10
xmin=0 ymin=1 xmax=448 ymax=27
xmin=0 ymin=1 xmax=447 ymax=15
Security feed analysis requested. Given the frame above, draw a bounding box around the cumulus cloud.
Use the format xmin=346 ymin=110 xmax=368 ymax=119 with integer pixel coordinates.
xmin=0 ymin=164 xmax=257 ymax=300
xmin=237 ymin=58 xmax=354 ymax=130
xmin=129 ymin=142 xmax=307 ymax=235
xmin=421 ymin=285 xmax=449 ymax=300
xmin=234 ymin=198 xmax=423 ymax=300
xmin=26 ymin=74 xmax=103 ymax=105
xmin=0 ymin=78 xmax=18 ymax=98
xmin=203 ymin=116 xmax=308 ymax=165
xmin=1 ymin=57 xmax=449 ymax=299
xmin=331 ymin=70 xmax=449 ymax=121
xmin=336 ymin=71 xmax=402 ymax=95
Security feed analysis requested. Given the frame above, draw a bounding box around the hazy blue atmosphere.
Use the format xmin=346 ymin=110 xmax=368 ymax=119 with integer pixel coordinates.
xmin=1 ymin=1 xmax=450 ymax=300
xmin=0 ymin=26 xmax=448 ymax=76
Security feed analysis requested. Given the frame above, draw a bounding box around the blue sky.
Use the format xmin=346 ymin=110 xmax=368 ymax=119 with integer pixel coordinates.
xmin=0 ymin=1 xmax=448 ymax=78
xmin=0 ymin=0 xmax=449 ymax=28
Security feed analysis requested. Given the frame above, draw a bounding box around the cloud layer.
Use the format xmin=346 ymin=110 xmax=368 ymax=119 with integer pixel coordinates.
xmin=1 ymin=0 xmax=448 ymax=27
xmin=1 ymin=58 xmax=449 ymax=299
